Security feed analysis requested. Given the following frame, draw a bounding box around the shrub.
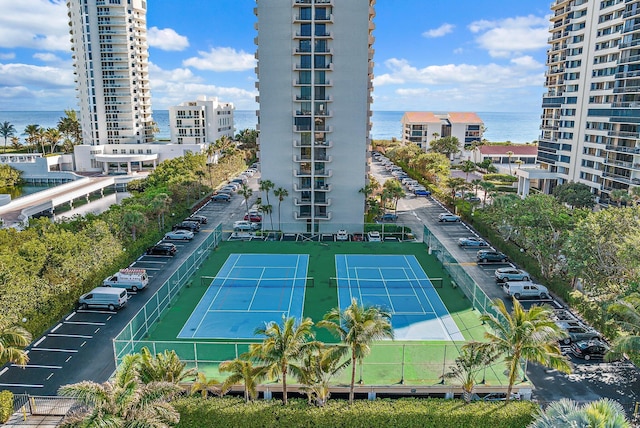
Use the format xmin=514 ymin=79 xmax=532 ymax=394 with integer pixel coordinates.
xmin=483 ymin=174 xmax=517 ymax=183
xmin=0 ymin=390 xmax=13 ymax=423
xmin=173 ymin=396 xmax=537 ymax=428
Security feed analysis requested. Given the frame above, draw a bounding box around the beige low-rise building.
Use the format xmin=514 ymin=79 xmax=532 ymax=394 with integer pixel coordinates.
xmin=401 ymin=112 xmax=484 ymax=157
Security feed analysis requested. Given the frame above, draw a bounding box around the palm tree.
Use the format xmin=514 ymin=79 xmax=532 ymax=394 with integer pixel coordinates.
xmin=273 ymin=187 xmax=289 ymax=231
xmin=605 ymin=298 xmax=639 ymax=363
xmin=479 ymin=181 xmax=496 ymax=207
xmin=23 ymin=124 xmax=42 ymax=153
xmin=0 ymin=121 xmax=16 ymax=153
xmin=238 ymin=183 xmax=253 ymax=219
xmin=259 ymin=179 xmax=275 ymax=228
xmin=249 ymin=315 xmax=317 ymax=405
xmin=57 ymin=109 xmax=82 ymax=149
xmin=443 ymin=341 xmax=498 ymax=404
xmin=190 ymin=372 xmax=223 ymax=398
xmin=219 ymin=357 xmax=267 ymax=403
xmin=137 ymin=347 xmax=197 ymax=384
xmin=461 ymin=160 xmax=476 ymax=182
xmin=506 ymin=150 xmax=514 ymax=174
xmin=58 ymin=354 xmax=182 ymax=427
xmin=480 ymin=298 xmax=572 ymax=402
xmin=44 ymin=127 xmax=62 ymax=154
xmin=294 ymin=344 xmax=349 ymax=407
xmin=0 ymin=323 xmax=32 ymax=367
xmin=610 ymin=189 xmax=631 ymax=207
xmin=10 ymin=136 xmax=21 ymax=150
xmin=259 ymin=203 xmax=273 ymax=231
xmin=446 ymin=177 xmax=467 ymax=203
xmin=528 ymin=398 xmax=631 ymax=428
xmin=630 ymin=186 xmax=640 ymax=205
xmin=318 ymin=298 xmax=394 ymax=404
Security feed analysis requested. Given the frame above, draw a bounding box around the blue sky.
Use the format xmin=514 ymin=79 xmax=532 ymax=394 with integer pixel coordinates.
xmin=0 ymin=0 xmax=551 ymax=112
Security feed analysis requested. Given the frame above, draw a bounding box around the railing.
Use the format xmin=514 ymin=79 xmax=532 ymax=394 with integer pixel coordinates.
xmin=423 ymin=226 xmax=498 ymax=319
xmin=12 ymin=394 xmax=80 ymax=416
xmin=112 ymin=225 xmax=223 ymax=364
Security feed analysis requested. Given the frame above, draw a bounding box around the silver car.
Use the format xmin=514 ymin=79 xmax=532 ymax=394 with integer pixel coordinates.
xmin=494 ymin=267 xmax=530 ymax=283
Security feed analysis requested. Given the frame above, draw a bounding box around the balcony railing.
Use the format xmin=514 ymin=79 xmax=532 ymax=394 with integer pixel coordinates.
xmin=605 ymin=144 xmax=640 ymax=154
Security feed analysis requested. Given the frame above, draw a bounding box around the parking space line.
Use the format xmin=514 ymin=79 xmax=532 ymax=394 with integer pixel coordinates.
xmin=65 ymin=356 xmax=73 ymax=363
xmin=64 ymin=321 xmax=106 ymax=326
xmin=76 ymin=309 xmax=116 ymax=314
xmin=65 ymin=312 xmax=76 ymax=321
xmin=48 ymin=333 xmax=93 ymax=339
xmin=13 ymin=364 xmax=62 ymax=369
xmin=31 ymin=348 xmax=78 ymax=353
xmin=33 ymin=337 xmax=46 ymax=347
xmin=50 ymin=323 xmax=63 ymax=333
xmin=0 ymin=368 xmax=7 ymax=377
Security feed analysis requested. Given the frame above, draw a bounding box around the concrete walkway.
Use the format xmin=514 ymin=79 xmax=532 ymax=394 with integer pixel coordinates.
xmin=2 ymin=413 xmax=63 ymax=427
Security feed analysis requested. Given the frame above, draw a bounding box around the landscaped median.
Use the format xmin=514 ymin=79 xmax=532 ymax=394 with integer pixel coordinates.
xmin=173 ymin=396 xmax=537 ymax=428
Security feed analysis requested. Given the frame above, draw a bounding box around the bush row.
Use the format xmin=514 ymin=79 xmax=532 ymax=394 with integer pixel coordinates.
xmin=0 ymin=390 xmax=12 ymax=423
xmin=173 ymin=397 xmax=537 ymax=428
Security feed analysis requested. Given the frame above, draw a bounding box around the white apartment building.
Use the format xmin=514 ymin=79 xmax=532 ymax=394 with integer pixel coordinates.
xmin=255 ymin=0 xmax=375 ymax=233
xmin=531 ymin=0 xmax=640 ymax=201
xmin=169 ymin=96 xmax=236 ymax=145
xmin=67 ymin=0 xmax=154 ymax=147
xmin=401 ymin=112 xmax=484 ymax=153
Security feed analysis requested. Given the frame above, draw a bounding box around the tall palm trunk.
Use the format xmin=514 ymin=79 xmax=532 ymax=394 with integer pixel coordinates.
xmin=505 ymin=350 xmax=521 ymax=403
xmin=349 ymin=352 xmax=357 ymax=404
xmin=282 ymin=362 xmax=288 ymax=405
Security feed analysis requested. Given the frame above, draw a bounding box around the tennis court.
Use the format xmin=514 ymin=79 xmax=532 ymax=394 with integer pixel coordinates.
xmin=178 ymin=253 xmax=309 ymax=339
xmin=335 ymin=254 xmax=464 ymax=341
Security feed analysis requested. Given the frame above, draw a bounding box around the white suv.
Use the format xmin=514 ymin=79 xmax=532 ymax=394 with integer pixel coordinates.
xmin=503 ymin=281 xmax=549 ymax=300
xmin=438 ymin=213 xmax=461 ymax=222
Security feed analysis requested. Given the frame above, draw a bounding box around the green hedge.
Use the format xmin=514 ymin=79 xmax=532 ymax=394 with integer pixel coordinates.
xmin=483 ymin=174 xmax=517 ymax=183
xmin=174 ymin=397 xmax=537 ymax=428
xmin=0 ymin=390 xmax=13 ymax=423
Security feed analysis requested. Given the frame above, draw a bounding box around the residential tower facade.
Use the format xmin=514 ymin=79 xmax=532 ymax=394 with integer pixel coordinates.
xmin=67 ymin=0 xmax=154 ymax=147
xmin=255 ymin=0 xmax=375 ymax=233
xmin=535 ymin=0 xmax=640 ymax=201
xmin=169 ymin=96 xmax=236 ymax=145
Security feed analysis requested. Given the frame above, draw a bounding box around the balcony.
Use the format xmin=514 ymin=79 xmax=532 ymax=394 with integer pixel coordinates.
xmin=293 ymin=155 xmax=332 ymax=162
xmin=605 ymin=144 xmax=640 ymax=154
xmin=294 ymin=198 xmax=331 ymax=206
xmin=603 ymin=159 xmax=640 ymax=170
xmin=294 ymin=212 xmax=332 ymax=221
xmin=607 ymin=130 xmax=640 ymax=138
xmin=613 ymin=86 xmax=640 ymax=93
xmin=602 ymin=171 xmax=634 ymax=185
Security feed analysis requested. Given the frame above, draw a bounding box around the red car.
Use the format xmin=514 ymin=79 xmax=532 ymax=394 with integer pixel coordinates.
xmin=244 ymin=213 xmax=262 ymax=222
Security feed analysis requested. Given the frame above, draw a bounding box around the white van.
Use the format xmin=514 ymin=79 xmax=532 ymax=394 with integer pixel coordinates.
xmin=503 ymin=281 xmax=549 ymax=300
xmin=103 ymin=268 xmax=148 ymax=292
xmin=78 ymin=287 xmax=128 ymax=311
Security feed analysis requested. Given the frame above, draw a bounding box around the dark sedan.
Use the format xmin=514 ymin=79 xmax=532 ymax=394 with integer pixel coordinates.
xmin=146 ymin=243 xmax=177 ymax=256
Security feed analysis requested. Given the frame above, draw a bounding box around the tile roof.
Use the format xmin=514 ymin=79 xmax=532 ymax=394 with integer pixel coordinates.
xmin=447 ymin=112 xmax=484 ymax=124
xmin=402 ymin=112 xmax=441 ymax=123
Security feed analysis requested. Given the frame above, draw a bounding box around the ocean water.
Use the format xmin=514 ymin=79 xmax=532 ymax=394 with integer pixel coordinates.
xmin=0 ymin=110 xmax=540 ymax=144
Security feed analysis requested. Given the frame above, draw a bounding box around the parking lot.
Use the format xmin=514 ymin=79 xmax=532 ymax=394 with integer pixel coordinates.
xmin=371 ymin=157 xmax=640 ymax=409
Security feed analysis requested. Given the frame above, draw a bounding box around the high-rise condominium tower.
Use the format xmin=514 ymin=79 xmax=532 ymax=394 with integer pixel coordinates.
xmin=67 ymin=0 xmax=153 ymax=146
xmin=255 ymin=0 xmax=375 ymax=233
xmin=534 ymin=0 xmax=640 ymax=200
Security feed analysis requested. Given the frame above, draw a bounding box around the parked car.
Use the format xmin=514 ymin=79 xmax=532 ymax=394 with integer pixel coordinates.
xmin=173 ymin=221 xmax=200 ymax=233
xmin=379 ymin=213 xmax=398 ymax=222
xmin=438 ymin=213 xmax=461 ymax=222
xmin=212 ymin=193 xmax=231 ymax=202
xmin=476 ymin=250 xmax=508 ymax=263
xmin=78 ymin=287 xmax=128 ymax=311
xmin=458 ymin=237 xmax=489 ymax=247
xmin=555 ymin=321 xmax=601 ymax=344
xmin=502 ymin=281 xmax=549 ymax=299
xmin=367 ymin=231 xmax=381 ymax=242
xmin=164 ymin=230 xmax=195 ymax=241
xmin=494 ymin=267 xmax=530 ymax=283
xmin=244 ymin=212 xmax=263 ymax=222
xmin=186 ymin=214 xmax=208 ymax=224
xmin=414 ymin=189 xmax=431 ymax=196
xmin=336 ymin=229 xmax=349 ymax=241
xmin=466 ymin=196 xmax=481 ymax=203
xmin=146 ymin=243 xmax=177 ymax=256
xmin=233 ymin=221 xmax=260 ymax=231
xmin=570 ymin=339 xmax=610 ymax=360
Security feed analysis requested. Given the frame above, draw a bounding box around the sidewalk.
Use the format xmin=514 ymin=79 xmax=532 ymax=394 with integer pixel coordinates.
xmin=2 ymin=413 xmax=63 ymax=427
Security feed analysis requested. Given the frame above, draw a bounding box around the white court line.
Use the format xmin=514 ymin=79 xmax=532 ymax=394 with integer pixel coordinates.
xmin=48 ymin=333 xmax=93 ymax=339
xmin=12 ymin=364 xmax=62 ymax=369
xmin=0 ymin=383 xmax=43 ymax=388
xmin=207 ymin=309 xmax=285 ymax=313
xmin=30 ymin=348 xmax=78 ymax=353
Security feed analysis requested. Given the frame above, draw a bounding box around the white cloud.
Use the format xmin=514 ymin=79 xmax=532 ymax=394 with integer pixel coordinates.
xmin=510 ymin=55 xmax=543 ymax=69
xmin=33 ymin=52 xmax=62 ymax=63
xmin=147 ymin=27 xmax=189 ymax=52
xmin=0 ymin=52 xmax=15 ymax=60
xmin=0 ymin=62 xmax=74 ymax=87
xmin=422 ymin=23 xmax=455 ymax=38
xmin=147 ymin=62 xmax=257 ymax=110
xmin=183 ymin=47 xmax=256 ymax=72
xmin=453 ymin=48 xmax=464 ymax=55
xmin=0 ymin=0 xmax=70 ymax=51
xmin=468 ymin=15 xmax=549 ymax=57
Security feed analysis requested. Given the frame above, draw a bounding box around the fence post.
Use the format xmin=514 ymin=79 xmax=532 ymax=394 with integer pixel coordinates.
xmin=440 ymin=345 xmax=447 ymax=384
xmin=194 ymin=342 xmax=199 ymax=371
xmin=400 ymin=344 xmax=406 ymax=384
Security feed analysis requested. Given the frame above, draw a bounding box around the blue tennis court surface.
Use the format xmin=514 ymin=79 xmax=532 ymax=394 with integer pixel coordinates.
xmin=335 ymin=255 xmax=464 ymax=341
xmin=178 ymin=254 xmax=309 ymax=339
